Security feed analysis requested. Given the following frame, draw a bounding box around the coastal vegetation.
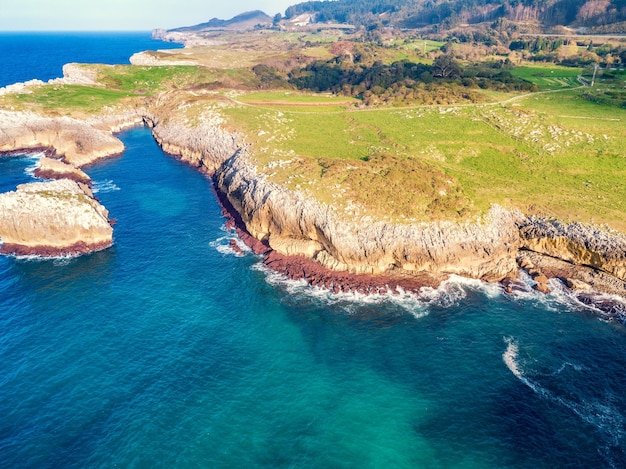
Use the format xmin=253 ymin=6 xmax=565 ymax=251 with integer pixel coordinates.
xmin=1 ymin=23 xmax=625 ymax=231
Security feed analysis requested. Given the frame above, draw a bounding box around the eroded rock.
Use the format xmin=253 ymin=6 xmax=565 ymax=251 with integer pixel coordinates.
xmin=0 ymin=179 xmax=113 ymax=256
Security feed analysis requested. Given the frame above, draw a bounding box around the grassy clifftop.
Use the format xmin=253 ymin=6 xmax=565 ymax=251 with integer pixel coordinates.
xmin=1 ymin=29 xmax=625 ymax=231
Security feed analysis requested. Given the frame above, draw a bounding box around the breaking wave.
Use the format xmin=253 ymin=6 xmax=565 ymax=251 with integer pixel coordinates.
xmin=503 ymin=337 xmax=625 ymax=461
xmin=210 ymin=231 xmax=251 ymax=257
xmin=23 ymin=151 xmax=45 ymax=178
xmin=92 ymin=180 xmax=120 ymax=193
xmin=251 ymin=264 xmax=504 ymax=318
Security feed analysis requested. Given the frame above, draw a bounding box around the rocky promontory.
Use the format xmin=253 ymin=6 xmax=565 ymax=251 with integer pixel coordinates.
xmin=0 ymin=108 xmax=142 ymax=257
xmin=146 ymin=112 xmax=626 ymax=300
xmin=0 ymin=179 xmax=113 ymax=257
xmin=0 ymin=111 xmax=125 ymax=167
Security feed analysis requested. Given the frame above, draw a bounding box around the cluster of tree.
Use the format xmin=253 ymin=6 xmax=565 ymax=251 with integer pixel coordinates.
xmin=511 ymin=39 xmax=626 ymax=67
xmin=509 ymin=37 xmax=566 ymax=53
xmin=282 ymin=0 xmax=626 ymax=30
xmin=284 ymin=0 xmax=416 ymax=25
xmin=287 ymin=54 xmax=537 ymax=104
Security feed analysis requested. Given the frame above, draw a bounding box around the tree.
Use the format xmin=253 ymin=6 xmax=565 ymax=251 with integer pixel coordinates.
xmin=432 ymin=54 xmax=462 ymax=79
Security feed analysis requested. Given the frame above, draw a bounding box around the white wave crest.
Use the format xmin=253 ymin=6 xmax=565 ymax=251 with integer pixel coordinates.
xmin=210 ymin=235 xmax=250 ymax=257
xmin=23 ymin=152 xmax=45 ymax=178
xmin=92 ymin=180 xmax=120 ymax=194
xmin=507 ymin=271 xmax=591 ymax=314
xmin=251 ymin=265 xmax=505 ymax=318
xmin=503 ymin=337 xmax=522 ymax=379
xmin=503 ymin=337 xmax=625 ymax=448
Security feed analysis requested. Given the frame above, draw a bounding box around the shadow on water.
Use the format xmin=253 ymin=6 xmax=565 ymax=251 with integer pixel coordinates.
xmin=492 ymin=334 xmax=626 ymax=467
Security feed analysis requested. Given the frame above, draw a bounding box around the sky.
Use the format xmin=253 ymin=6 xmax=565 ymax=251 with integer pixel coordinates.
xmin=0 ymin=0 xmax=297 ymax=31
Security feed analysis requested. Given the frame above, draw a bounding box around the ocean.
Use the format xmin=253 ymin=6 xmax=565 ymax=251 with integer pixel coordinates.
xmin=1 ymin=33 xmax=626 ymax=468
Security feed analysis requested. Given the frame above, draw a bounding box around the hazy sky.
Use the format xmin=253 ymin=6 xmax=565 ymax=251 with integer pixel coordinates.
xmin=0 ymin=0 xmax=296 ymax=31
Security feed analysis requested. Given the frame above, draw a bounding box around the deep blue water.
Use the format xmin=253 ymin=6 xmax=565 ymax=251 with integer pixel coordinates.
xmin=1 ymin=34 xmax=626 ymax=468
xmin=0 ymin=32 xmax=181 ymax=87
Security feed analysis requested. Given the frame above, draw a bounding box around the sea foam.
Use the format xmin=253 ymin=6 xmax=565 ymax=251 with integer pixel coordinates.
xmin=503 ymin=337 xmax=625 ymax=452
xmin=252 ymin=262 xmax=505 ymax=318
xmin=92 ymin=180 xmax=120 ymax=194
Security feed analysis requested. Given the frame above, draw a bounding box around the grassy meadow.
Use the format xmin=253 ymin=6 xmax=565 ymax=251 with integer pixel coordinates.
xmin=222 ymin=81 xmax=626 ymax=228
xmin=1 ymin=30 xmax=624 ymax=230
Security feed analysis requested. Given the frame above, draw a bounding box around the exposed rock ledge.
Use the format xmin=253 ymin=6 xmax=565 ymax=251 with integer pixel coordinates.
xmin=0 ymin=63 xmax=99 ymax=97
xmin=0 ymin=109 xmax=142 ymax=257
xmin=0 ymin=179 xmax=113 ymax=257
xmin=34 ymin=157 xmax=92 ymax=184
xmin=0 ymin=110 xmax=126 ymax=167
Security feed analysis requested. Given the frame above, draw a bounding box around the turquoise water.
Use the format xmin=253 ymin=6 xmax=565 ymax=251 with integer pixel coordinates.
xmin=1 ymin=33 xmax=626 ymax=467
xmin=2 ymin=127 xmax=626 ymax=468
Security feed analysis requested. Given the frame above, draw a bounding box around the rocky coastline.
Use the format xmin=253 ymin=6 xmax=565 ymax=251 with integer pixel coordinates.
xmin=0 ymin=179 xmax=113 ymax=257
xmin=1 ymin=81 xmax=625 ymax=319
xmin=144 ymin=114 xmax=626 ymax=310
xmin=0 ymin=106 xmax=142 ymax=258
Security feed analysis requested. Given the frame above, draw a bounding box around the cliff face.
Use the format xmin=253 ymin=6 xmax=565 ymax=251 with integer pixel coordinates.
xmin=148 ymin=115 xmax=521 ymax=283
xmin=215 ymin=150 xmax=522 ymax=281
xmin=146 ymin=114 xmax=240 ymax=174
xmin=0 ymin=179 xmax=113 ymax=256
xmin=519 ymin=219 xmax=626 ymax=281
xmin=147 ymin=114 xmax=626 ymax=293
xmin=0 ymin=111 xmax=125 ymax=167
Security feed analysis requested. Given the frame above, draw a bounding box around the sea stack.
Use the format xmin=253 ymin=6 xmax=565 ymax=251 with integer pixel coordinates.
xmin=0 ymin=179 xmax=113 ymax=257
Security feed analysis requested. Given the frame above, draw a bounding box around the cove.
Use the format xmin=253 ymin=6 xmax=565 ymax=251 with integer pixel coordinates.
xmin=1 ymin=126 xmax=626 ymax=467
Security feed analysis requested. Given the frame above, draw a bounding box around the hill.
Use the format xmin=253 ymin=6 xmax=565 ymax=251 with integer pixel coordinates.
xmin=169 ymin=10 xmax=273 ymax=32
xmin=283 ymin=0 xmax=626 ymax=32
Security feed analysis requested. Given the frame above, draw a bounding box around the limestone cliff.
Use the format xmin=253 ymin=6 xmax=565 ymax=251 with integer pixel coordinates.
xmin=0 ymin=111 xmax=125 ymax=167
xmin=146 ymin=114 xmax=240 ymax=174
xmin=149 ymin=115 xmax=522 ymax=283
xmin=214 ymin=149 xmax=522 ymax=282
xmin=147 ymin=112 xmax=626 ymax=293
xmin=0 ymin=179 xmax=113 ymax=256
xmin=519 ymin=218 xmax=626 ymax=281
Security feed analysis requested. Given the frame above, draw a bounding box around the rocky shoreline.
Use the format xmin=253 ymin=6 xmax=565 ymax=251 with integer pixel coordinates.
xmin=0 ymin=106 xmax=141 ymax=258
xmin=0 ymin=179 xmax=113 ymax=257
xmin=145 ymin=113 xmax=626 ymax=307
xmin=1 ymin=83 xmax=625 ymax=319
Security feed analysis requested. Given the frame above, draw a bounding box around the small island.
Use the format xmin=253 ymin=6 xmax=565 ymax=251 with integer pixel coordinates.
xmin=1 ymin=4 xmax=626 ymax=315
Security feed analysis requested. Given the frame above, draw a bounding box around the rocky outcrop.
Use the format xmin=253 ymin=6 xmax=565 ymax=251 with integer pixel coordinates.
xmin=34 ymin=157 xmax=91 ymax=184
xmin=214 ymin=149 xmax=522 ymax=283
xmin=146 ymin=114 xmax=240 ymax=174
xmin=0 ymin=111 xmax=125 ymax=167
xmin=0 ymin=63 xmax=98 ymax=97
xmin=519 ymin=218 xmax=626 ymax=281
xmin=0 ymin=107 xmax=142 ymax=258
xmin=0 ymin=179 xmax=113 ymax=257
xmin=130 ymin=52 xmax=196 ymax=66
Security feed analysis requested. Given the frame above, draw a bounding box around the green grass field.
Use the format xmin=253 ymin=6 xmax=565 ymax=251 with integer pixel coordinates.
xmin=3 ymin=84 xmax=134 ymax=113
xmin=223 ymin=83 xmax=626 ymax=228
xmin=510 ymin=64 xmax=584 ymax=90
